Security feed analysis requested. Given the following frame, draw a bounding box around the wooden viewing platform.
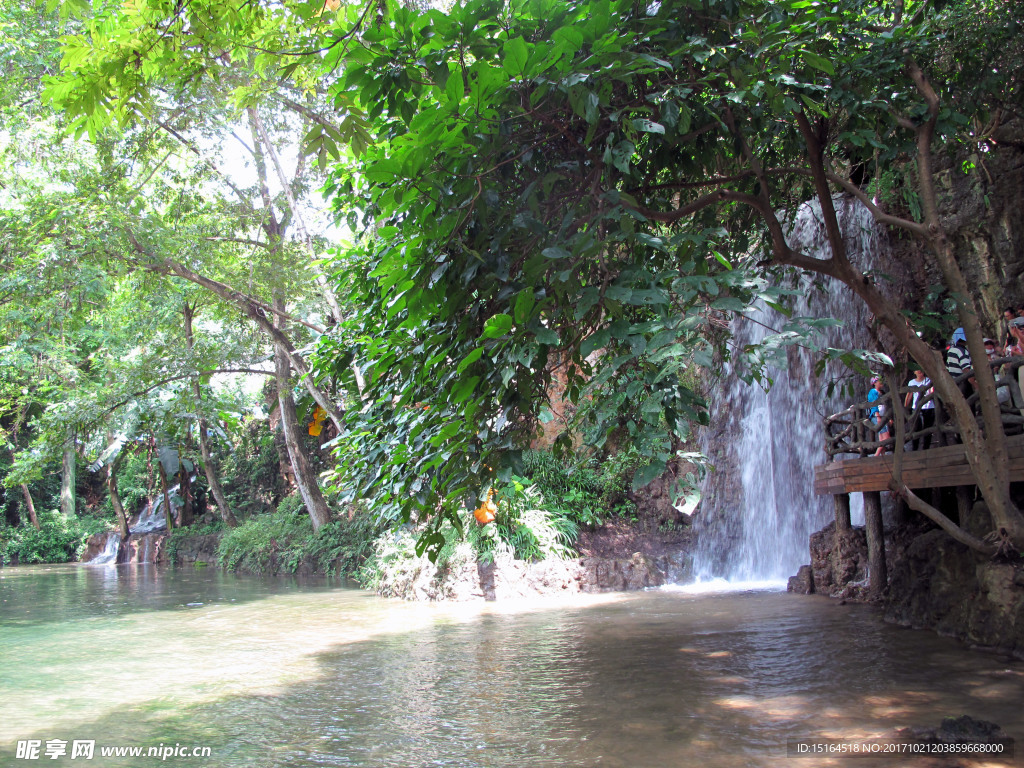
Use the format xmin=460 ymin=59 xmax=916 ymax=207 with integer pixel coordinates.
xmin=814 ymin=433 xmax=1024 ymax=495
xmin=809 ymin=361 xmax=1024 ymax=598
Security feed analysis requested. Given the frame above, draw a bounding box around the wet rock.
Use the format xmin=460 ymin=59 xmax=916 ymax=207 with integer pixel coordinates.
xmin=80 ymin=532 xmax=119 ymax=563
xmin=787 ymin=565 xmax=814 ymax=594
xmin=118 ymin=532 xmax=168 ymax=564
xmin=936 ymin=716 xmax=1006 ymax=744
xmin=883 ymin=504 xmax=1024 ymax=659
xmin=376 ymin=548 xmax=693 ymax=601
xmin=172 ymin=533 xmax=221 ymax=566
xmin=895 ymin=716 xmax=1007 ymax=747
xmin=806 ymin=521 xmax=870 ymax=599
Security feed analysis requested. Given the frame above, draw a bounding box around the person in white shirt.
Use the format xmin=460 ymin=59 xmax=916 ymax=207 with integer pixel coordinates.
xmin=904 ymin=365 xmax=934 ymax=450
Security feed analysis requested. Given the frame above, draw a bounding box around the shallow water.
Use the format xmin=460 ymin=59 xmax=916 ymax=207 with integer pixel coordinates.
xmin=2 ymin=565 xmax=1022 ymax=767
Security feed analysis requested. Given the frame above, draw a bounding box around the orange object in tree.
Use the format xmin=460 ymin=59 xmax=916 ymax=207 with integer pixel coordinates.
xmin=473 ymin=488 xmax=497 ymax=525
xmin=308 ymin=406 xmax=327 ymax=436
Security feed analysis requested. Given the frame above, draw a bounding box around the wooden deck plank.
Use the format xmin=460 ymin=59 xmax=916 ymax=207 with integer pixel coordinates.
xmin=813 ymin=435 xmax=1024 ymax=495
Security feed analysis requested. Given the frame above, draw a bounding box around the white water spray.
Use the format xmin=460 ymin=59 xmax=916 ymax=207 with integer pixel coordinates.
xmin=693 ymin=198 xmax=885 ymax=581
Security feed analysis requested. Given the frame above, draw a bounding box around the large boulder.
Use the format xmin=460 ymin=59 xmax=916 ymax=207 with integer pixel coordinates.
xmin=804 ymin=521 xmax=870 ymax=599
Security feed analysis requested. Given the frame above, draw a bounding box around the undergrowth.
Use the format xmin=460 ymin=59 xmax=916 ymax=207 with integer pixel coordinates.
xmin=359 ymin=481 xmax=578 ymax=596
xmin=0 ymin=510 xmax=111 ymax=565
xmin=216 ymin=496 xmax=383 ymax=576
xmin=521 ymin=446 xmax=640 ymax=527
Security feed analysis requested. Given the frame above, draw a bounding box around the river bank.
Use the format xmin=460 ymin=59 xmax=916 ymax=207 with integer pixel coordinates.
xmin=76 ymin=526 xmax=695 ymax=598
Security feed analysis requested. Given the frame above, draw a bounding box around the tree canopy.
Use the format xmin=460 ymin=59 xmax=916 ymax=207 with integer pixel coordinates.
xmin=21 ymin=0 xmax=1024 ymax=557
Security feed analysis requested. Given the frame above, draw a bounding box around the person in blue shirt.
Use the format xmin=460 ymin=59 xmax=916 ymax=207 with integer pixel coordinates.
xmin=868 ymin=376 xmax=889 ymax=456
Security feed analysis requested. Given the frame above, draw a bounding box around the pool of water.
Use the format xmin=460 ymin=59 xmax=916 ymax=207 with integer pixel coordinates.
xmin=2 ymin=564 xmax=1022 ymax=766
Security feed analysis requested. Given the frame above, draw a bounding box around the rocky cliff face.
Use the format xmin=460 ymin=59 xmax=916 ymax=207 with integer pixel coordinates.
xmin=884 ymin=120 xmax=1024 ymax=347
xmin=941 ymin=121 xmax=1024 ymax=323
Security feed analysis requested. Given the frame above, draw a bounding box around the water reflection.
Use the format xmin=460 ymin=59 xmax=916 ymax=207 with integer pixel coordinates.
xmin=1 ymin=567 xmax=1022 ymax=767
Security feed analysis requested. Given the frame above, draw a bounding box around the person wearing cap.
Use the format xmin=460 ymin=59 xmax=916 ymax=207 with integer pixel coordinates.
xmin=868 ymin=376 xmax=890 ymax=456
xmin=946 ymin=327 xmax=973 ymax=397
xmin=904 ymin=364 xmax=934 ymax=450
xmin=984 ymin=338 xmax=1000 ymax=360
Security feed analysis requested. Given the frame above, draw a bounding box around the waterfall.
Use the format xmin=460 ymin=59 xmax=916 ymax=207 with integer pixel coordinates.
xmin=693 ymin=197 xmax=885 ymax=583
xmin=131 ymin=485 xmax=180 ymax=533
xmin=82 ymin=531 xmax=122 ymax=565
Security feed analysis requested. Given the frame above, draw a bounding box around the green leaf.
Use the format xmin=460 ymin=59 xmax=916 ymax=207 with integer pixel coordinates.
xmin=534 ymin=327 xmax=560 ymax=345
xmin=457 ymin=347 xmax=485 ymax=374
xmin=542 ymin=246 xmax=571 ymax=259
xmin=503 ymin=36 xmax=530 ymax=76
xmin=802 ymin=50 xmax=835 ymax=76
xmin=580 ymin=327 xmax=611 ymax=357
xmin=514 ymin=289 xmax=535 ymax=324
xmin=711 ymin=297 xmax=747 ymax=312
xmin=482 ymin=313 xmax=514 ymax=338
xmin=631 ymin=118 xmax=665 ymax=134
xmin=632 ymin=459 xmax=666 ymax=490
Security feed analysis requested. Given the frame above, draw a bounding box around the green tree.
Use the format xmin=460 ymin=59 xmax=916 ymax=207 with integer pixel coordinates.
xmin=40 ymin=0 xmax=1024 ymax=555
xmin=318 ymin=0 xmax=1024 ymax=554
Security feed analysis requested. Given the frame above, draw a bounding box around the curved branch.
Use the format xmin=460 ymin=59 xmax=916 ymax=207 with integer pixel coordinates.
xmin=823 ymin=170 xmax=930 ymax=238
xmin=892 ymin=483 xmax=996 ymax=556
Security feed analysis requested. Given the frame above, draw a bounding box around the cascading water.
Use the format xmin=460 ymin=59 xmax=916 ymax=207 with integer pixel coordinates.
xmin=131 ymin=485 xmax=180 ymax=533
xmin=693 ymin=197 xmax=887 ymax=583
xmin=81 ymin=531 xmax=122 ymax=565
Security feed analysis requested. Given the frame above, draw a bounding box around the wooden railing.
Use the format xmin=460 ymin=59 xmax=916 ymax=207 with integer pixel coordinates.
xmin=824 ymin=358 xmax=1024 ymax=458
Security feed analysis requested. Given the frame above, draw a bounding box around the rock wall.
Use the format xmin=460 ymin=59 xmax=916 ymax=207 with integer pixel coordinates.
xmin=941 ymin=120 xmax=1024 ymax=324
xmin=885 ymin=515 xmax=1024 ymax=659
xmin=882 ymin=120 xmax=1024 ymax=351
xmin=791 ymin=510 xmax=1024 ymax=660
xmin=374 ymin=550 xmax=692 ymax=602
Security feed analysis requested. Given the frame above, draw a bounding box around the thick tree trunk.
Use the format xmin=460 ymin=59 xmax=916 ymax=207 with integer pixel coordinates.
xmin=198 ymin=428 xmax=237 ymax=527
xmin=157 ymin=461 xmax=175 ymax=531
xmin=60 ymin=436 xmax=76 ymax=518
xmin=183 ymin=302 xmax=238 ymax=527
xmin=20 ymin=484 xmax=40 ymax=530
xmin=273 ymin=298 xmax=332 ymax=531
xmin=863 ymin=491 xmax=887 ymax=598
xmin=179 ymin=466 xmax=194 ymax=528
xmin=8 ymin=445 xmax=40 ymax=530
xmin=107 ymin=468 xmax=130 ymax=538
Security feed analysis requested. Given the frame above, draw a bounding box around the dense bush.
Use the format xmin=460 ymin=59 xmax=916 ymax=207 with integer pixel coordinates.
xmin=520 ymin=447 xmax=640 ymax=527
xmin=1 ymin=452 xmax=63 ymax=528
xmin=0 ymin=510 xmax=110 ymax=565
xmin=164 ymin=519 xmax=226 ymax=563
xmin=216 ymin=496 xmax=383 ymax=576
xmin=216 ymin=420 xmax=287 ymax=518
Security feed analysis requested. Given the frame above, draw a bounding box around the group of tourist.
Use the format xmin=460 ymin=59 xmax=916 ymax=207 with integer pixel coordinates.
xmin=866 ymin=307 xmax=1024 ymax=455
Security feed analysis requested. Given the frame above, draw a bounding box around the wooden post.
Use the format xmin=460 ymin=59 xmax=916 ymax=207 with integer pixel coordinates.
xmin=955 ymin=486 xmax=973 ymax=526
xmin=834 ymin=493 xmax=851 ymax=532
xmin=863 ymin=491 xmax=887 ymax=597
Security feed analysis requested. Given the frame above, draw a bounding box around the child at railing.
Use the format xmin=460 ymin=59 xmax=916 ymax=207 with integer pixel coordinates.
xmin=868 ymin=376 xmax=890 ymax=456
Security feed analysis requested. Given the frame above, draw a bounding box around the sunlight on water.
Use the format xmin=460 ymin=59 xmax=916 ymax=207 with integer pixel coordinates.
xmin=2 ymin=565 xmax=1023 ymax=767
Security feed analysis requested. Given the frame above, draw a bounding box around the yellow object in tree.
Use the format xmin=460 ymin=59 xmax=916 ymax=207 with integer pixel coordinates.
xmin=308 ymin=406 xmax=327 ymax=437
xmin=473 ymin=488 xmax=497 ymax=526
